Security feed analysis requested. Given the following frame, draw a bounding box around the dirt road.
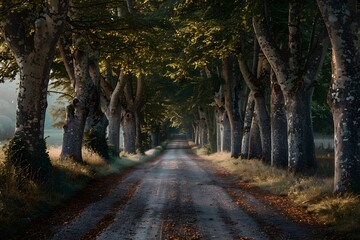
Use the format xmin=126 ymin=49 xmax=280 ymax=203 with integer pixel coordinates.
xmin=19 ymin=139 xmax=338 ymax=239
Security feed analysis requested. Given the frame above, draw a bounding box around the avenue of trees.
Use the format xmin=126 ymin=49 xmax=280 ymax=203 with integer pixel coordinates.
xmin=0 ymin=0 xmax=359 ymax=194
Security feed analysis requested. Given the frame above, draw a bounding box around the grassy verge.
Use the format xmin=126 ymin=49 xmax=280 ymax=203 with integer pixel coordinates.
xmin=0 ymin=144 xmax=165 ymax=238
xmin=194 ymin=147 xmax=360 ymax=239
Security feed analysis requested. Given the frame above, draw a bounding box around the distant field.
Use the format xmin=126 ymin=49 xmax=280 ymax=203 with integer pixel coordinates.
xmin=44 ymin=129 xmax=63 ymax=146
xmin=0 ymin=129 xmax=63 ymax=147
xmin=314 ymin=135 xmax=333 ymax=150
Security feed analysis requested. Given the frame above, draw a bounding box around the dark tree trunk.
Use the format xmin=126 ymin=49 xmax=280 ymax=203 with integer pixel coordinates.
xmin=150 ymin=124 xmax=160 ymax=148
xmin=84 ymin=52 xmax=109 ymax=159
xmin=248 ymin=113 xmax=262 ymax=159
xmin=284 ymin=91 xmax=307 ymax=173
xmin=241 ymin=94 xmax=254 ymax=158
xmin=221 ymin=112 xmax=231 ymax=152
xmin=216 ymin=109 xmax=222 ymax=151
xmin=62 ymin=101 xmax=83 ymax=161
xmin=222 ymin=57 xmax=243 ymax=158
xmin=107 ymin=103 xmax=122 ymax=153
xmin=270 ymin=72 xmax=288 ymax=168
xmin=61 ymin=44 xmax=92 ymax=162
xmin=135 ymin=110 xmax=144 ymax=153
xmin=121 ymin=75 xmax=144 ymax=154
xmin=205 ymin=108 xmax=217 ymax=153
xmin=122 ymin=110 xmax=136 ymax=154
xmin=254 ymin=93 xmax=271 ymax=163
xmin=102 ymin=68 xmax=127 ymax=155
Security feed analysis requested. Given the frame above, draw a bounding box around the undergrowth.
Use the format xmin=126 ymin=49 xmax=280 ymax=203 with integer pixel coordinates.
xmin=195 ymin=148 xmax=360 ymax=239
xmin=0 ymin=144 xmax=164 ymax=238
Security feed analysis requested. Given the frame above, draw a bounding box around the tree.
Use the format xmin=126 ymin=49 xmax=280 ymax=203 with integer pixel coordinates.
xmin=238 ymin=41 xmax=271 ymax=163
xmin=253 ymin=0 xmax=328 ymax=173
xmin=317 ymin=0 xmax=360 ymax=193
xmin=0 ymin=1 xmax=68 ymax=180
xmin=121 ymin=74 xmax=144 ymax=154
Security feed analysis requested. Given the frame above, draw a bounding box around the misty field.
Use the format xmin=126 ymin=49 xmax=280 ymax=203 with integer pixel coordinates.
xmin=44 ymin=129 xmax=63 ymax=146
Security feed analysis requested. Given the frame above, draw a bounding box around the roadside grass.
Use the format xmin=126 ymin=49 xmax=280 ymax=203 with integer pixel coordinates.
xmin=0 ymin=144 xmax=164 ymax=238
xmin=195 ymin=148 xmax=360 ymax=238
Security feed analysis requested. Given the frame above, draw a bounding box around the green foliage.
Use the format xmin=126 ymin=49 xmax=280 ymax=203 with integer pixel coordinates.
xmin=0 ymin=39 xmax=18 ymax=82
xmin=312 ymin=102 xmax=333 ymax=134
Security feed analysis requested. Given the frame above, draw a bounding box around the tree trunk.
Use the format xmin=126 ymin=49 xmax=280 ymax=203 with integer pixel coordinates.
xmin=284 ymin=91 xmax=307 ymax=173
xmin=61 ymin=44 xmax=92 ymax=162
xmin=220 ymin=112 xmax=231 ymax=152
xmin=61 ymin=101 xmax=83 ymax=161
xmin=248 ymin=112 xmax=262 ymax=159
xmin=238 ymin=51 xmax=271 ymax=163
xmin=121 ymin=75 xmax=144 ymax=154
xmin=317 ymin=0 xmax=360 ymax=193
xmin=205 ymin=108 xmax=217 ymax=153
xmin=270 ymin=72 xmax=288 ymax=168
xmin=150 ymin=123 xmax=160 ymax=148
xmin=122 ymin=110 xmax=136 ymax=154
xmin=84 ymin=52 xmax=109 ymax=159
xmin=216 ymin=109 xmax=222 ymax=151
xmin=104 ymin=68 xmax=127 ymax=154
xmin=241 ymin=94 xmax=254 ymax=158
xmin=135 ymin=110 xmax=144 ymax=153
xmin=107 ymin=103 xmax=122 ymax=153
xmin=1 ymin=1 xmax=68 ymax=180
xmin=254 ymin=93 xmax=271 ymax=163
xmin=222 ymin=57 xmax=243 ymax=158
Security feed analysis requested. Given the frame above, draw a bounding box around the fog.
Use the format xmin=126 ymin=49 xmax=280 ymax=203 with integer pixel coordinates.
xmin=0 ymin=80 xmax=63 ymax=145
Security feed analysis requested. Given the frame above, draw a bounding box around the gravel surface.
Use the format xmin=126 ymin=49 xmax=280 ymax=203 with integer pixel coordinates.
xmin=14 ymin=139 xmax=344 ymax=240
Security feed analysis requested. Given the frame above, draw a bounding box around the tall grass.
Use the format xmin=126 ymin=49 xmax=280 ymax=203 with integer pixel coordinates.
xmin=196 ymin=148 xmax=360 ymax=238
xmin=0 ymin=145 xmax=164 ymax=238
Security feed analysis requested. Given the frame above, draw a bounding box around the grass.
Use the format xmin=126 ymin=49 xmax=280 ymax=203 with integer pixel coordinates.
xmin=0 ymin=144 xmax=164 ymax=238
xmin=195 ymin=147 xmax=360 ymax=239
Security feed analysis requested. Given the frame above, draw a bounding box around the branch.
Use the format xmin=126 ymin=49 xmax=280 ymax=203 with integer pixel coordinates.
xmin=48 ymin=90 xmax=74 ymax=98
xmin=134 ymin=75 xmax=144 ymax=108
xmin=57 ymin=39 xmax=75 ymax=88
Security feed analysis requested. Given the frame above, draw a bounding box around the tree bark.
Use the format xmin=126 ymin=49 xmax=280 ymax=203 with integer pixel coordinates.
xmin=121 ymin=75 xmax=144 ymax=154
xmin=248 ymin=111 xmax=262 ymax=159
xmin=241 ymin=94 xmax=255 ymax=158
xmin=214 ymin=84 xmax=231 ymax=152
xmin=270 ymin=71 xmax=288 ymax=168
xmin=222 ymin=57 xmax=243 ymax=158
xmin=122 ymin=109 xmax=136 ymax=154
xmin=106 ymin=70 xmax=128 ymax=155
xmin=317 ymin=0 xmax=360 ymax=193
xmin=205 ymin=108 xmax=217 ymax=153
